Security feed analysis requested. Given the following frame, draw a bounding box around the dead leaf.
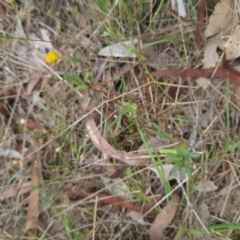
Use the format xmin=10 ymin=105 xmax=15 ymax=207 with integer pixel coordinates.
xmin=25 ymin=160 xmax=40 ymax=233
xmin=0 ymin=147 xmax=23 ymax=159
xmin=199 ymin=108 xmax=213 ymax=128
xmin=0 ymin=182 xmax=31 ymax=201
xmin=65 ymin=189 xmax=160 ymax=214
xmin=100 ymin=175 xmax=132 ymax=200
xmin=0 ymin=102 xmax=7 ymax=115
xmin=148 ymin=164 xmax=186 ymax=182
xmin=127 ymin=211 xmax=149 ymax=225
xmin=224 ymin=25 xmax=240 ymax=60
xmin=110 ymin=165 xmax=129 ymax=178
xmin=98 ymin=40 xmax=137 ymax=58
xmin=26 ymin=73 xmax=42 ymax=94
xmin=0 ymin=3 xmax=6 ymax=19
xmin=196 ymin=0 xmax=206 ymax=49
xmin=15 ymin=114 xmax=47 ymax=133
xmin=86 ymin=117 xmax=128 ymax=161
xmin=197 ymin=179 xmax=218 ymax=193
xmin=151 ymin=63 xmax=240 ymax=85
xmin=149 ymin=194 xmax=180 ymax=240
xmin=86 ymin=117 xmax=149 ymax=165
xmin=204 ymin=0 xmax=234 ymax=38
xmin=196 ymin=77 xmax=210 ymax=90
xmin=202 ymin=38 xmax=225 ymax=68
xmin=143 ymin=47 xmax=173 ymax=70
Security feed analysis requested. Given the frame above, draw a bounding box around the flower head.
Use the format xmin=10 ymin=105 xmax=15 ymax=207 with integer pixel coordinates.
xmin=122 ymin=102 xmax=138 ymax=118
xmin=45 ymin=51 xmax=59 ymax=64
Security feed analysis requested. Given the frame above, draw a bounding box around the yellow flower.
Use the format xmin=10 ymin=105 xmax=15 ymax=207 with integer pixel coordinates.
xmin=45 ymin=51 xmax=59 ymax=64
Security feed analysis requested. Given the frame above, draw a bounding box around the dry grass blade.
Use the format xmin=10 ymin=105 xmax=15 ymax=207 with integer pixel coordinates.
xmin=149 ymin=194 xmax=180 ymax=240
xmin=25 ymin=160 xmax=41 ymax=235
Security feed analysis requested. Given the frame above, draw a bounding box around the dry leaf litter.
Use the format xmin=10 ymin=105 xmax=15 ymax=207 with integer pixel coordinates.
xmin=1 ymin=1 xmax=240 ymax=240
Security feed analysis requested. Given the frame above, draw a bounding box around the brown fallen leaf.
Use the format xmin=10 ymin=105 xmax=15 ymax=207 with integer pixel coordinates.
xmin=65 ymin=189 xmax=160 ymax=214
xmin=0 ymin=101 xmax=7 ymax=115
xmin=0 ymin=73 xmax=41 ymax=99
xmin=15 ymin=114 xmax=47 ymax=133
xmin=202 ymin=38 xmax=225 ymax=68
xmin=0 ymin=3 xmax=6 ymax=19
xmin=86 ymin=117 xmax=149 ymax=165
xmin=0 ymin=182 xmax=31 ymax=201
xmin=25 ymin=160 xmax=41 ymax=235
xmin=196 ymin=0 xmax=206 ymax=50
xmin=110 ymin=165 xmax=129 ymax=178
xmin=224 ymin=25 xmax=240 ymax=60
xmin=0 ymin=87 xmax=26 ymax=99
xmin=149 ymin=194 xmax=180 ymax=240
xmin=204 ymin=0 xmax=234 ymax=38
xmin=151 ymin=63 xmax=240 ymax=85
xmin=26 ymin=73 xmax=42 ymax=95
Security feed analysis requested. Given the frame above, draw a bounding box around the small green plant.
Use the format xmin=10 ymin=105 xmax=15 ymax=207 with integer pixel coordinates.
xmin=63 ymin=71 xmax=92 ymax=91
xmin=161 ymin=144 xmax=202 ymax=179
xmin=71 ymin=5 xmax=79 ymax=15
xmin=70 ymin=55 xmax=81 ymax=64
xmin=121 ymin=101 xmax=138 ymax=118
